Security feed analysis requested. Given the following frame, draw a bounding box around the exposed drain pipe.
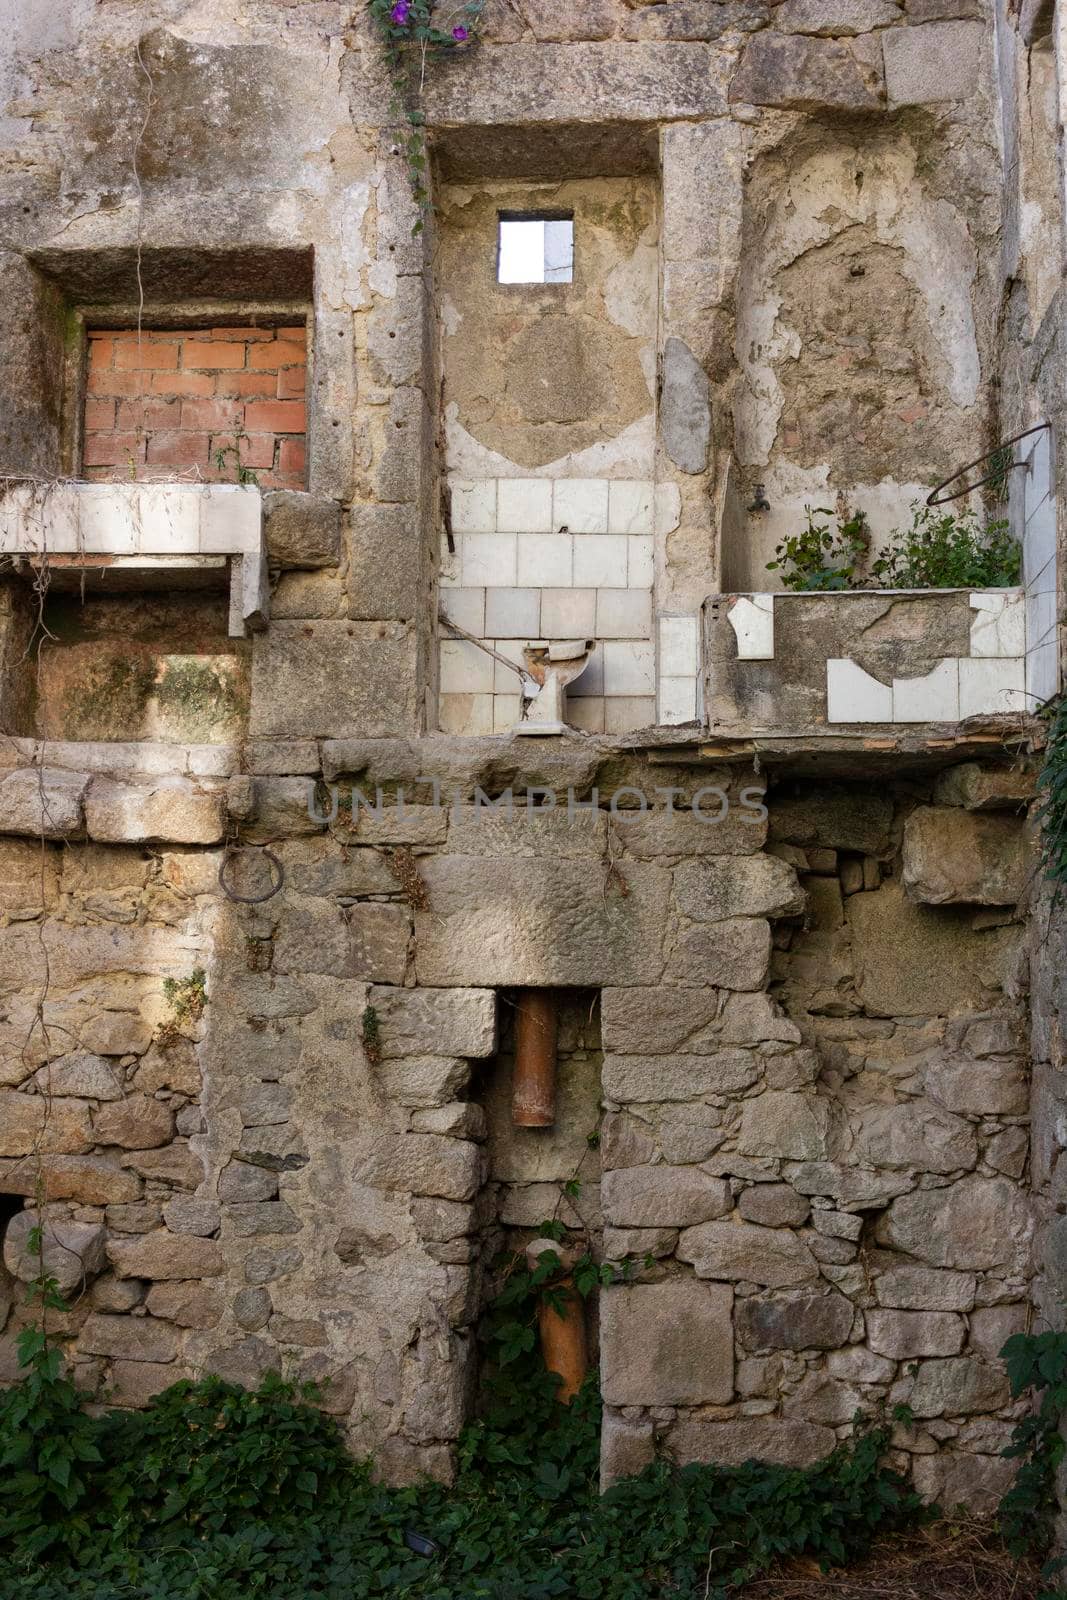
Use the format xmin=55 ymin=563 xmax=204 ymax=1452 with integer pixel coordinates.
xmin=512 ymin=989 xmax=558 ymax=1127
xmin=526 ymin=1239 xmax=589 ymax=1403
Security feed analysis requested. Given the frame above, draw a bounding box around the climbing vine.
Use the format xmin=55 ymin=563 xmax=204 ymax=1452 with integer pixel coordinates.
xmin=998 ymin=1330 xmax=1067 ymax=1595
xmin=1037 ymin=693 xmax=1067 ymax=897
xmin=368 ymin=0 xmax=485 ymax=222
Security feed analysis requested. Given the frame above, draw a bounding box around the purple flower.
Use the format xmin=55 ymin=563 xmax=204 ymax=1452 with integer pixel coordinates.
xmin=452 ymin=24 xmax=468 ymax=39
xmin=390 ymin=2 xmax=410 ymax=22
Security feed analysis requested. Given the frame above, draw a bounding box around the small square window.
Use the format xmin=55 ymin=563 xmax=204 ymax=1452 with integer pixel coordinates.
xmin=497 ymin=214 xmax=574 ymax=284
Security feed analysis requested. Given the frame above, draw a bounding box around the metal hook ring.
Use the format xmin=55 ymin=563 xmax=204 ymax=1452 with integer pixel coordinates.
xmin=925 ymin=423 xmax=1050 ymax=507
xmin=218 ymin=846 xmax=285 ymax=905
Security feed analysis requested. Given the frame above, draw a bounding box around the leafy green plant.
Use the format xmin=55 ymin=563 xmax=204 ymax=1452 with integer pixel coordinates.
xmin=361 ymin=1003 xmax=383 ymax=1065
xmin=999 ymin=1329 xmax=1067 ymax=1574
xmin=160 ymin=967 xmax=207 ymax=1034
xmin=1037 ymin=694 xmax=1067 ymax=896
xmin=369 ymin=0 xmax=485 ymax=225
xmin=870 ymin=502 xmax=1021 ymax=589
xmin=213 ymin=436 xmax=259 ymax=486
xmin=767 ymin=504 xmax=871 ymax=591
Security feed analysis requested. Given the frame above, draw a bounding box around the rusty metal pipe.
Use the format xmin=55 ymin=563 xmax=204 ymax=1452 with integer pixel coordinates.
xmin=537 ymin=1277 xmax=588 ymax=1404
xmin=512 ymin=989 xmax=558 ymax=1127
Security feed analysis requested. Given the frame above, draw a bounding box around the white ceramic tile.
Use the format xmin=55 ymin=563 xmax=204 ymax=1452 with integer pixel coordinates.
xmin=541 ymin=588 xmax=596 ymax=637
xmin=497 ymin=478 xmax=553 ymax=534
xmin=627 ymin=535 xmax=654 ymax=589
xmin=517 ymin=533 xmax=572 ymax=587
xmin=659 ymin=614 xmax=698 ymax=676
xmin=553 ymin=478 xmax=609 ymax=534
xmin=1026 ymin=424 xmax=1051 ymax=507
xmin=493 ymin=694 xmax=522 ymax=733
xmin=78 ymin=485 xmax=136 ymax=554
xmin=485 ymin=587 xmax=541 ymax=637
xmin=608 ymin=480 xmax=654 ymax=535
xmin=1026 ymin=579 xmax=1057 ymax=661
xmin=200 ymin=486 xmax=260 ymax=553
xmin=1024 ymin=493 xmax=1057 ymax=588
xmin=659 ymin=675 xmax=697 ymax=725
xmin=826 ymin=658 xmax=893 ymax=723
xmin=439 ymin=692 xmax=494 ymax=736
xmin=597 ymin=589 xmax=652 ymax=639
xmin=463 ymin=532 xmax=516 ymax=587
xmin=1027 ymin=641 xmax=1060 ymax=706
xmin=568 ymin=646 xmax=604 ymax=696
xmin=439 ymin=533 xmax=460 ymax=588
xmin=440 ymin=637 xmax=494 ymax=694
xmin=892 ymin=657 xmax=960 ymax=723
xmin=574 ymin=532 xmax=627 ymax=588
xmin=969 ymin=590 xmax=1025 ymax=658
xmin=958 ymin=656 xmax=1027 ymax=717
xmin=602 ymin=640 xmax=655 ymax=696
xmin=655 ymin=482 xmax=682 ymax=536
xmin=491 ymin=639 xmax=533 ymax=694
xmin=605 ymin=695 xmax=656 ymax=732
xmin=440 ymin=587 xmax=485 ymax=636
xmin=568 ymin=696 xmax=605 ymax=732
xmin=727 ymin=594 xmax=775 ymax=660
xmin=451 ymin=479 xmax=496 ymax=534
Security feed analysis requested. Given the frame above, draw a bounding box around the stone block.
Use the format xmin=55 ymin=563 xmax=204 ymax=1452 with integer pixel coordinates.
xmin=145 ymin=1282 xmax=224 ymax=1329
xmin=674 ymin=856 xmax=804 ymax=921
xmin=81 ymin=1013 xmax=154 ymax=1057
xmin=85 ymin=779 xmax=223 ymax=845
xmin=347 ymin=902 xmax=411 ymax=984
xmin=412 ymin=858 xmax=671 ymax=987
xmin=600 ymin=1410 xmax=656 ymax=1487
xmin=603 ymin=1167 xmax=731 ymax=1228
xmin=107 ymin=1232 xmax=225 ymax=1280
xmin=218 ymin=1161 xmax=279 ymax=1202
xmin=737 ymin=1290 xmax=854 ymax=1351
xmin=376 ymin=1055 xmax=472 ymax=1107
xmin=783 ymin=1162 xmax=914 ymax=1208
xmin=968 ymin=1304 xmax=1027 ymax=1362
xmin=33 ymin=1054 xmax=123 ymax=1099
xmin=619 ymin=806 xmax=768 ymax=858
xmin=669 ymin=918 xmax=771 ymax=989
xmin=738 ymin=1093 xmax=833 ymax=1161
xmin=923 ymin=1053 xmax=1028 ymax=1116
xmin=866 ymin=1309 xmax=966 ymax=1359
xmin=228 ymin=1202 xmax=302 ymax=1237
xmin=678 ymin=1220 xmax=819 ymax=1287
xmin=0 ymin=767 xmax=87 ymax=839
xmin=249 ymin=622 xmax=418 ymax=739
xmin=908 ymin=1356 xmax=1010 ymax=1418
xmin=850 ymin=1101 xmax=977 ymax=1175
xmin=601 ymin=1280 xmax=734 ymax=1405
xmin=730 ymin=30 xmax=884 ymax=108
xmin=93 ymin=1096 xmax=175 ymax=1150
xmin=902 ymin=808 xmax=1032 ymax=906
xmin=661 ymin=337 xmax=710 ymax=474
xmin=356 ymin=1134 xmax=485 ymax=1202
xmin=883 ymin=20 xmax=982 ymax=106
xmin=932 ymin=763 xmax=1036 ymax=811
xmin=4 ymin=1210 xmax=106 ymax=1294
xmin=411 ymin=1102 xmax=486 ymax=1139
xmin=875 ymin=1265 xmax=976 ymax=1312
xmin=602 ymin=1050 xmax=759 ymax=1102
xmin=846 ymin=881 xmax=1019 ymax=1017
xmin=91 ymin=1276 xmax=145 ymax=1313
xmin=234 ymin=1287 xmax=272 ymax=1330
xmin=669 ymin=1416 xmax=835 ymax=1467
xmin=738 ymin=1185 xmax=810 ymax=1227
xmin=774 ymin=0 xmax=901 ymax=30
xmin=124 ymin=1144 xmax=205 ymax=1191
xmin=348 ymin=503 xmax=420 ymax=622
xmin=910 ymin=1451 xmax=1015 ymax=1515
xmin=263 ymin=491 xmax=341 ymax=570
xmin=770 ymin=789 xmax=893 ymax=855
xmin=0 ymin=1091 xmax=93 ymax=1156
xmin=0 ymin=1154 xmax=141 ymax=1206
xmin=79 ymin=1312 xmax=178 ymax=1363
xmin=368 ymin=987 xmax=496 ymax=1059
xmin=601 ymin=988 xmax=724 ymax=1053
xmin=162 ymin=1198 xmax=221 ymax=1237
xmin=108 ymin=1360 xmax=185 ymax=1407
xmin=877 ymin=1176 xmax=1032 ymax=1274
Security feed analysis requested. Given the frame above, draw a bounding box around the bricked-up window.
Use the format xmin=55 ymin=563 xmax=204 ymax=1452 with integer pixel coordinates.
xmin=82 ymin=326 xmax=307 ymax=489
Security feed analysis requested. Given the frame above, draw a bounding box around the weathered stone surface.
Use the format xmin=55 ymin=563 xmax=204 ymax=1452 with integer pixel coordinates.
xmin=669 ymin=1417 xmax=836 ymax=1467
xmin=773 ymin=0 xmax=901 ymax=31
xmin=601 ymin=1280 xmax=733 ymax=1405
xmin=108 ymin=1360 xmax=184 ymax=1407
xmin=827 ymin=1346 xmax=897 ymax=1383
xmin=674 ymin=856 xmax=805 ymax=921
xmin=770 ymin=791 xmax=893 ymax=855
xmin=250 ymin=623 xmax=417 ymax=740
xmin=347 ymin=903 xmax=411 ymax=984
xmin=908 ymin=1357 xmax=1010 ymax=1418
xmin=738 ymin=1185 xmax=810 ymax=1227
xmin=968 ymin=1304 xmax=1027 ymax=1362
xmin=203 ymin=1336 xmax=282 ymax=1389
xmin=124 ymin=1144 xmax=205 ymax=1191
xmin=228 ymin=1202 xmax=302 ymax=1237
xmin=923 ymin=1053 xmax=1028 ymax=1115
xmin=0 ymin=1154 xmax=141 ymax=1205
xmin=911 ymin=1450 xmax=1016 ymax=1514
xmin=850 ymin=1101 xmax=978 ymax=1174
xmin=0 ymin=767 xmax=87 ymax=839
xmin=603 ymin=1167 xmax=731 ymax=1227
xmin=368 ymin=987 xmax=497 ymax=1059
xmin=218 ymin=1161 xmax=279 ymax=1203
xmin=875 ymin=1264 xmax=976 ymax=1312
xmin=602 ymin=1050 xmax=759 ymax=1102
xmin=411 ymin=1102 xmax=486 ymax=1139
xmin=661 ymin=336 xmax=710 ymax=474
xmin=237 ymin=1082 xmax=294 ymax=1128
xmin=902 ymin=808 xmax=1031 ymax=906
xmin=85 ymin=779 xmax=223 ymax=845
xmin=107 ymin=1203 xmax=163 ymax=1234
xmin=413 ymin=858 xmax=670 ymax=987
xmin=348 ymin=504 xmax=419 ymax=623
xmin=33 ymin=1053 xmax=123 ymax=1099
xmin=377 ymin=1055 xmax=472 ymax=1107
xmin=933 ymin=763 xmax=1036 ymax=812
xmin=669 ymin=918 xmax=772 ymax=990
xmin=234 ymin=1286 xmax=272 ymax=1331
xmin=737 ymin=1290 xmax=854 ymax=1350
xmin=0 ymin=1091 xmax=93 ymax=1156
xmin=80 ymin=1312 xmax=178 ymax=1363
xmin=738 ymin=1093 xmax=833 ymax=1161
xmin=601 ymin=990 xmax=715 ymax=1057
xmin=4 ymin=1210 xmax=106 ymax=1294
xmin=94 ymin=1096 xmax=175 ymax=1150
xmin=162 ymin=1198 xmax=221 ymax=1237
xmin=784 ymin=1162 xmax=913 ymax=1207
xmin=866 ymin=1309 xmax=966 ymax=1359
xmin=263 ymin=491 xmax=341 ymax=570
xmin=877 ymin=1176 xmax=1033 ymax=1273
xmin=678 ymin=1220 xmax=819 ymax=1287
xmin=356 ymin=1134 xmax=484 ymax=1201
xmin=81 ymin=1012 xmax=154 ymax=1057
xmin=730 ymin=30 xmax=884 ymax=108
xmin=145 ymin=1281 xmax=224 ymax=1328
xmin=600 ymin=1410 xmax=656 ymax=1487
xmin=883 ymin=20 xmax=983 ymax=106
xmin=107 ymin=1233 xmax=225 ymax=1280
xmin=847 ymin=882 xmax=1018 ymax=1017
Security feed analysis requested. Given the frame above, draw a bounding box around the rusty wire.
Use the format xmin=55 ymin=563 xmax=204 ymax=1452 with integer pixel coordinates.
xmin=926 ymin=423 xmax=1050 ymax=506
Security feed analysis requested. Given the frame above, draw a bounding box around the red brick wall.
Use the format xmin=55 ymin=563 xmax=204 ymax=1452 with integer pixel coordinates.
xmin=82 ymin=326 xmax=307 ymax=490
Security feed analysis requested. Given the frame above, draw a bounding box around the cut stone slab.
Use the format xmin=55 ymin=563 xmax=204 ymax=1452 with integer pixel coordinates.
xmin=85 ymin=778 xmax=223 ymax=845
xmin=738 ymin=1092 xmax=833 ymax=1161
xmin=866 ymin=1309 xmax=966 ymax=1359
xmin=355 ymin=1134 xmax=485 ymax=1202
xmin=902 ymin=807 xmax=1032 ymax=906
xmin=368 ymin=987 xmax=496 ymax=1059
xmin=908 ymin=1356 xmax=1010 ymax=1418
xmin=877 ymin=1175 xmax=1033 ymax=1274
xmin=669 ymin=1416 xmax=835 ymax=1467
xmin=874 ymin=1264 xmax=976 ymax=1312
xmin=674 ymin=856 xmax=805 ymax=921
xmin=736 ymin=1289 xmax=854 ymax=1351
xmin=263 ymin=491 xmax=341 ymax=570
xmin=3 ymin=1209 xmax=106 ymax=1294
xmin=883 ymin=20 xmax=982 ymax=106
xmin=0 ymin=767 xmax=87 ymax=839
xmin=107 ymin=1233 xmax=225 ymax=1280
xmin=602 ymin=1050 xmax=759 ymax=1102
xmin=846 ymin=881 xmax=1019 ymax=1017
xmin=678 ymin=1219 xmax=819 ymax=1287
xmin=600 ymin=1280 xmax=733 ymax=1405
xmin=669 ymin=918 xmax=772 ymax=990
xmin=603 ymin=1167 xmax=731 ymax=1227
xmin=660 ymin=336 xmax=710 ymax=474
xmin=932 ymin=763 xmax=1036 ymax=811
xmin=730 ymin=30 xmax=885 ymax=109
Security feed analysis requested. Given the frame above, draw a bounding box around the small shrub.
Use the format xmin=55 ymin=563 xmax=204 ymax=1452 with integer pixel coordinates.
xmin=767 ymin=504 xmax=870 ymax=591
xmin=1037 ymin=694 xmax=1067 ymax=895
xmin=766 ymin=501 xmax=1021 ymax=592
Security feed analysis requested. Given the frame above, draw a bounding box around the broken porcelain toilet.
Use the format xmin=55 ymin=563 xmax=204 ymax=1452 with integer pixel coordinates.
xmin=514 ymin=640 xmax=595 ymax=735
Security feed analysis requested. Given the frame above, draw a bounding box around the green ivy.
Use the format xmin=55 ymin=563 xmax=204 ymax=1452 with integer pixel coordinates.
xmin=1037 ymin=694 xmax=1067 ymax=895
xmin=998 ymin=1330 xmax=1067 ymax=1599
xmin=767 ymin=505 xmax=871 ymax=592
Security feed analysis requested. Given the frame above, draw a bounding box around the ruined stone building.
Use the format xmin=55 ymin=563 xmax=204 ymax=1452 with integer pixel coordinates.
xmin=0 ymin=0 xmax=1065 ymax=1519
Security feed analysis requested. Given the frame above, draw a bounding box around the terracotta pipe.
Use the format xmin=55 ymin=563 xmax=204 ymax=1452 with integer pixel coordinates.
xmin=512 ymin=989 xmax=558 ymax=1127
xmin=527 ymin=1239 xmax=588 ymax=1404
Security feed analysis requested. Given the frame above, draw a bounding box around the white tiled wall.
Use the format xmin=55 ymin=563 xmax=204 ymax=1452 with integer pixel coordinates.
xmin=1021 ymin=427 xmax=1060 ymax=707
xmin=441 ymin=476 xmax=664 ymax=735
